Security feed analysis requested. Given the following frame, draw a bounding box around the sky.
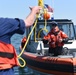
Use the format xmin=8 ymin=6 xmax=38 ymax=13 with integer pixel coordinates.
xmin=0 ymin=0 xmax=76 ymax=25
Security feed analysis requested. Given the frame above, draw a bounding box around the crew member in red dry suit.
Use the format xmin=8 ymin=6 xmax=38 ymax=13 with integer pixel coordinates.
xmin=0 ymin=6 xmax=42 ymax=75
xmin=43 ymin=21 xmax=68 ymax=56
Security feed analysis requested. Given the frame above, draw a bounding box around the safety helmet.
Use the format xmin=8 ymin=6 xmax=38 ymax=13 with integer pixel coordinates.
xmin=51 ymin=21 xmax=58 ymax=26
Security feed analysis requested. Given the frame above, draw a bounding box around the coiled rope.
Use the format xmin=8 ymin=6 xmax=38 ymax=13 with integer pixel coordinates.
xmin=38 ymin=9 xmax=48 ymax=38
xmin=18 ymin=0 xmax=48 ymax=67
xmin=18 ymin=16 xmax=39 ymax=67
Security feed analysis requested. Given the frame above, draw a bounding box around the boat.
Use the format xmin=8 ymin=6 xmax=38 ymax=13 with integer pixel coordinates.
xmin=20 ymin=19 xmax=76 ymax=75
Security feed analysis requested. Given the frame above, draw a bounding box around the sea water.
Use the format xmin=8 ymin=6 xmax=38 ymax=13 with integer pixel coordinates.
xmin=11 ymin=34 xmax=53 ymax=75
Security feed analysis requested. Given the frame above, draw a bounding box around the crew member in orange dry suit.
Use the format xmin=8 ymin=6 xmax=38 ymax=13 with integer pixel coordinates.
xmin=43 ymin=21 xmax=68 ymax=56
xmin=21 ymin=36 xmax=30 ymax=52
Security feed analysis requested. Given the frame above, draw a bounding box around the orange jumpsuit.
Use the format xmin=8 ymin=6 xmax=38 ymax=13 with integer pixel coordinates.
xmin=43 ymin=27 xmax=68 ymax=56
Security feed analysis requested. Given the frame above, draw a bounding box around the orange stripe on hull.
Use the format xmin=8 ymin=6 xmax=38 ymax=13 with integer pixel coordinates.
xmin=23 ymin=52 xmax=76 ymax=65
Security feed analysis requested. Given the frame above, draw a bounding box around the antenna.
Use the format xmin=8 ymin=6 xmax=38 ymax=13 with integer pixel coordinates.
xmin=51 ymin=0 xmax=54 ymax=18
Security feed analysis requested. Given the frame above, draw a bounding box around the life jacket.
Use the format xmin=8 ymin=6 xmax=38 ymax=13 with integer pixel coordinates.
xmin=21 ymin=37 xmax=27 ymax=48
xmin=22 ymin=37 xmax=27 ymax=43
xmin=0 ymin=41 xmax=19 ymax=70
xmin=43 ymin=29 xmax=68 ymax=48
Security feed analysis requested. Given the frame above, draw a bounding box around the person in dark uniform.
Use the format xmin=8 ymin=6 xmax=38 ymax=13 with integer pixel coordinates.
xmin=0 ymin=6 xmax=42 ymax=75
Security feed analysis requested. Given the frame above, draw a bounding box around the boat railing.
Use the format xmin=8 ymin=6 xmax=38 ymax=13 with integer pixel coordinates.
xmin=37 ymin=41 xmax=49 ymax=55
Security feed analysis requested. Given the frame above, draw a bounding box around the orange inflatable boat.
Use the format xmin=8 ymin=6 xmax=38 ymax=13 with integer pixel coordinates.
xmin=21 ymin=51 xmax=76 ymax=75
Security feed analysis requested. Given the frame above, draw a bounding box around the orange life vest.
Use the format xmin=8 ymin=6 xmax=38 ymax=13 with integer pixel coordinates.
xmin=0 ymin=41 xmax=19 ymax=70
xmin=43 ymin=30 xmax=68 ymax=48
xmin=22 ymin=37 xmax=27 ymax=43
xmin=21 ymin=37 xmax=27 ymax=48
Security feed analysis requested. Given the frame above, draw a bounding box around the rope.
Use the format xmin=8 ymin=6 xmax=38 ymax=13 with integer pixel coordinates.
xmin=18 ymin=15 xmax=39 ymax=67
xmin=38 ymin=19 xmax=48 ymax=38
xmin=18 ymin=0 xmax=47 ymax=67
xmin=34 ymin=0 xmax=44 ymax=42
xmin=38 ymin=9 xmax=48 ymax=38
xmin=38 ymin=0 xmax=44 ymax=8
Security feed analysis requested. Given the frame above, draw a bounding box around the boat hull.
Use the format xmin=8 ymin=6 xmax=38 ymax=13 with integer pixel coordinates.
xmin=22 ymin=52 xmax=76 ymax=75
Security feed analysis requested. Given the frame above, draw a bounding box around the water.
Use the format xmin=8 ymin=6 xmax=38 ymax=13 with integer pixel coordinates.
xmin=11 ymin=34 xmax=52 ymax=75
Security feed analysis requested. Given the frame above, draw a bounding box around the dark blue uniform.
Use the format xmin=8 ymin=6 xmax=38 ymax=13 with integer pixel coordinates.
xmin=0 ymin=18 xmax=25 ymax=75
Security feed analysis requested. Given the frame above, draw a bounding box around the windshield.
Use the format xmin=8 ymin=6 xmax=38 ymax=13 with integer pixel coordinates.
xmin=30 ymin=22 xmax=75 ymax=40
xmin=58 ymin=23 xmax=75 ymax=40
